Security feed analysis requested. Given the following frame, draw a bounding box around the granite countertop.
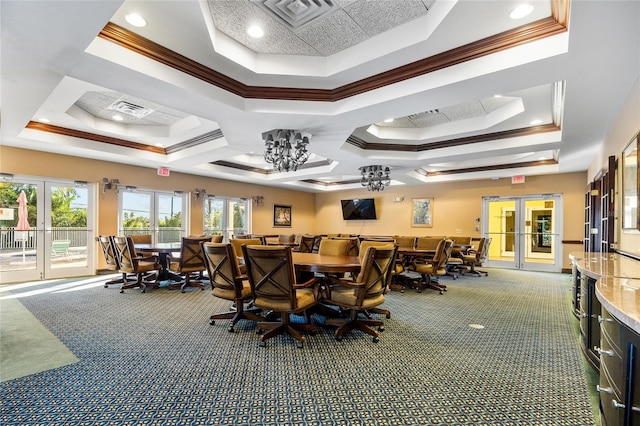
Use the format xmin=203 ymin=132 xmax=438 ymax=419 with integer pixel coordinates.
xmin=596 ymin=276 xmax=640 ymax=334
xmin=571 ymin=251 xmax=640 ymax=334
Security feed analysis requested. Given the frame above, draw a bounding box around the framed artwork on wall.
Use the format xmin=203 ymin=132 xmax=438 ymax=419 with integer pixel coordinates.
xmin=273 ymin=204 xmax=292 ymax=227
xmin=412 ymin=198 xmax=433 ymax=227
xmin=622 ymin=132 xmax=639 ymax=231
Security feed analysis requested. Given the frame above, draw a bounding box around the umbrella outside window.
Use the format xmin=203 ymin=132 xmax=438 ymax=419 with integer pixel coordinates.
xmin=15 ymin=190 xmax=30 ymax=263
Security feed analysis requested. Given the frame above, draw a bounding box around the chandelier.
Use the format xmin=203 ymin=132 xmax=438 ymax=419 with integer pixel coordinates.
xmin=360 ymin=165 xmax=391 ymax=191
xmin=263 ymin=129 xmax=311 ymax=172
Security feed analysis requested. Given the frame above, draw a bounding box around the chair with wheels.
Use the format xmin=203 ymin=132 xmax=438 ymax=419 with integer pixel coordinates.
xmin=295 ymin=235 xmax=317 ymax=253
xmin=241 ymin=245 xmax=319 ymax=348
xmin=461 ymin=237 xmax=492 ymax=276
xmin=355 ymin=240 xmax=397 ymax=318
xmin=230 ymin=238 xmax=264 ymax=274
xmin=168 ymin=235 xmax=212 ymax=292
xmin=411 ymin=239 xmax=454 ymax=294
xmin=112 ymin=235 xmax=161 ymax=293
xmin=203 ymin=242 xmax=263 ymax=332
xmin=98 ymin=235 xmax=132 ymax=288
xmin=391 ymin=236 xmax=416 ymax=291
xmin=128 ymin=234 xmax=152 ymax=244
xmin=322 ymin=245 xmax=397 ymax=342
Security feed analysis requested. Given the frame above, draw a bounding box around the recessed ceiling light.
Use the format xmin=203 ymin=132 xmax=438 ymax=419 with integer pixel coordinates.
xmin=125 ymin=13 xmax=147 ymax=27
xmin=494 ymin=94 xmax=502 ymax=98
xmin=155 ymin=143 xmax=164 ymax=147
xmin=510 ymin=4 xmax=534 ymax=19
xmin=38 ymin=117 xmax=50 ymax=123
xmin=112 ymin=114 xmax=124 ymax=121
xmin=383 ymin=118 xmax=394 ymax=123
xmin=530 ymin=119 xmax=542 ymax=125
xmin=247 ymin=25 xmax=264 ymax=38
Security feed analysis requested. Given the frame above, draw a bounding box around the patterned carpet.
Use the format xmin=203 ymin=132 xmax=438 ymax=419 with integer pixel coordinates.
xmin=0 ymin=269 xmax=596 ymax=425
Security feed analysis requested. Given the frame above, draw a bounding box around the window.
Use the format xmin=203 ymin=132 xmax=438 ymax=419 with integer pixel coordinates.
xmin=203 ymin=196 xmax=250 ymax=241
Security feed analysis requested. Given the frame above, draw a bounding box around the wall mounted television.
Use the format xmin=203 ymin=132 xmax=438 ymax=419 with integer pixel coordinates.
xmin=341 ymin=198 xmax=377 ymax=220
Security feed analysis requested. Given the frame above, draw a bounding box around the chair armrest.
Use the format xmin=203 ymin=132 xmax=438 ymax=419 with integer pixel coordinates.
xmin=331 ymin=278 xmax=366 ymax=289
xmin=294 ymin=276 xmax=318 ymax=289
xmin=137 ymin=254 xmax=158 ymax=263
xmin=295 ymin=277 xmax=320 ymax=299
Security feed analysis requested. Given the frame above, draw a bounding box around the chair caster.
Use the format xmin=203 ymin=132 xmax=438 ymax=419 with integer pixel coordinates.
xmin=141 ymin=289 xmax=146 ymax=293
xmin=385 ymin=313 xmax=391 ymax=319
xmin=259 ymin=341 xmax=267 ymax=347
xmin=296 ymin=342 xmax=304 ymax=349
xmin=227 ymin=325 xmax=234 ymax=333
xmin=439 ymin=290 xmax=444 ymax=295
xmin=335 ymin=335 xmax=343 ymax=341
xmin=181 ymin=289 xmax=186 ymax=293
xmin=373 ymin=336 xmax=379 ymax=343
xmin=378 ymin=326 xmax=385 ymax=332
xmin=210 ymin=320 xmax=215 ymax=325
xmin=104 ymin=284 xmax=108 ymax=288
xmin=120 ymin=289 xmax=124 ymax=293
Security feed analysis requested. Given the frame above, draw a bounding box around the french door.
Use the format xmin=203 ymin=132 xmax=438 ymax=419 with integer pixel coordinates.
xmin=118 ymin=189 xmax=187 ymax=244
xmin=203 ymin=196 xmax=250 ymax=241
xmin=0 ymin=178 xmax=95 ymax=283
xmin=482 ymin=194 xmax=563 ymax=272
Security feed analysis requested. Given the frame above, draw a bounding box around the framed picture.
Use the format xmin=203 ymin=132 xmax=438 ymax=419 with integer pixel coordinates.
xmin=273 ymin=204 xmax=292 ymax=227
xmin=412 ymin=198 xmax=433 ymax=227
xmin=622 ymin=132 xmax=639 ymax=231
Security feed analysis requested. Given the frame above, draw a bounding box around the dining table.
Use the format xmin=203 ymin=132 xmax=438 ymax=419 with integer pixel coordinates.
xmin=292 ymin=252 xmax=361 ymax=275
xmin=135 ymin=243 xmax=182 ymax=281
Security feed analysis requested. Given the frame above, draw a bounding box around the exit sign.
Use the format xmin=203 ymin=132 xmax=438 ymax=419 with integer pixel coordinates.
xmin=511 ymin=175 xmax=525 ymax=184
xmin=157 ymin=167 xmax=170 ymax=176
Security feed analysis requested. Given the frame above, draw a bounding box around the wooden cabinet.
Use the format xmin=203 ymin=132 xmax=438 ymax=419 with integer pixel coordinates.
xmin=580 ymin=273 xmax=601 ymax=370
xmin=571 ymin=260 xmax=582 ymax=318
xmin=598 ymin=307 xmax=640 ymax=426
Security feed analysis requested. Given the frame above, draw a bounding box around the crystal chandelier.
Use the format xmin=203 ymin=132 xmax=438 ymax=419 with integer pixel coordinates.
xmin=360 ymin=165 xmax=391 ymax=191
xmin=263 ymin=129 xmax=311 ymax=172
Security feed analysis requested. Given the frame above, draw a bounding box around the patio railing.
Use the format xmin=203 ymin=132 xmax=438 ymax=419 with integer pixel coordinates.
xmin=0 ymin=227 xmax=89 ymax=250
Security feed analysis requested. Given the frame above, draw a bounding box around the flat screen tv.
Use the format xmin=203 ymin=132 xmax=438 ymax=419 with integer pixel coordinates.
xmin=341 ymin=198 xmax=377 ymax=220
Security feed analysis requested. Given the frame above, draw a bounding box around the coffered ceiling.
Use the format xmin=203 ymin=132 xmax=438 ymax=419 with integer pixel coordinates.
xmin=2 ymin=0 xmax=639 ymax=192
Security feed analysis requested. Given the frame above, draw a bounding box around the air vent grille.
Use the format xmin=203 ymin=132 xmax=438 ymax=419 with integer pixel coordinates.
xmin=407 ymin=109 xmax=440 ymax=120
xmin=255 ymin=0 xmax=338 ymax=31
xmin=107 ymin=101 xmax=154 ymax=119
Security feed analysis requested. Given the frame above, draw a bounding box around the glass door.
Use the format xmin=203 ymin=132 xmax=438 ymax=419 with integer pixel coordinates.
xmin=483 ymin=194 xmax=562 ymax=272
xmin=45 ymin=182 xmax=95 ymax=279
xmin=203 ymin=196 xmax=250 ymax=241
xmin=0 ymin=178 xmax=95 ymax=283
xmin=0 ymin=179 xmax=43 ymax=283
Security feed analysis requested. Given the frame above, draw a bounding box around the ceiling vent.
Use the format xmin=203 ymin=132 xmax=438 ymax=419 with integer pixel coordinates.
xmin=407 ymin=109 xmax=440 ymax=120
xmin=255 ymin=0 xmax=339 ymax=31
xmin=107 ymin=100 xmax=154 ymax=119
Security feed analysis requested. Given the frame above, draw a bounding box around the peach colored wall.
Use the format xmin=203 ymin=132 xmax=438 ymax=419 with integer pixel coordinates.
xmin=315 ymin=172 xmax=587 ymax=269
xmin=0 ymin=147 xmax=589 ymax=270
xmin=0 ymin=146 xmax=317 ymax=268
xmin=587 ymin=76 xmax=640 ymax=257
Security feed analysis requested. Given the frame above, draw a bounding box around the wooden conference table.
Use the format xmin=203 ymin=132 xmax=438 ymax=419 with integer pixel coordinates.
xmin=135 ymin=243 xmax=181 ymax=281
xmin=291 ymin=252 xmax=361 ymax=274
